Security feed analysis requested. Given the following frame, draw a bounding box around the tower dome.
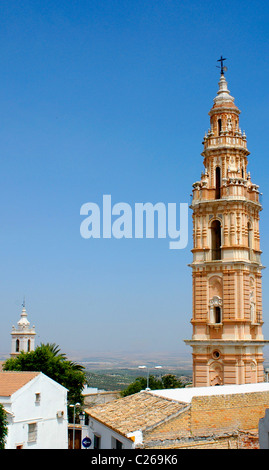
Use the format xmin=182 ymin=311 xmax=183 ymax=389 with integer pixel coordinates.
xmin=17 ymin=306 xmax=30 ymax=328
xmin=213 ymin=73 xmax=235 ymax=106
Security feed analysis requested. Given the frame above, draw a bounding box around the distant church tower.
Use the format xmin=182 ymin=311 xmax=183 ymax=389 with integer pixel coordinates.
xmin=11 ymin=302 xmax=36 ymax=357
xmin=185 ymin=59 xmax=269 ymax=386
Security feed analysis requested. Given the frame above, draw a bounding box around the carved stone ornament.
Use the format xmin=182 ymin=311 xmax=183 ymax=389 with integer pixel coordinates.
xmin=209 ymin=296 xmax=223 ymax=307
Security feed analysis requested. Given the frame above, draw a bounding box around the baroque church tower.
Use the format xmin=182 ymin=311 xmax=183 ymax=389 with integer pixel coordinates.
xmin=11 ymin=302 xmax=36 ymax=357
xmin=185 ymin=60 xmax=268 ymax=386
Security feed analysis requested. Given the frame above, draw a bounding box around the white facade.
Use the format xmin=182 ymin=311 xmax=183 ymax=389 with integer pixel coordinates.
xmin=88 ymin=417 xmax=134 ymax=449
xmin=1 ymin=372 xmax=68 ymax=449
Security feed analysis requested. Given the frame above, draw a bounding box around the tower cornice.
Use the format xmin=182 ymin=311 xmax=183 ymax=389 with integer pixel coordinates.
xmin=209 ymin=105 xmax=241 ymax=116
xmin=184 ymin=339 xmax=269 ymax=346
xmin=201 ymin=146 xmax=250 ymax=157
xmin=189 ymin=259 xmax=265 ymax=269
xmin=191 ymin=198 xmax=262 ymax=210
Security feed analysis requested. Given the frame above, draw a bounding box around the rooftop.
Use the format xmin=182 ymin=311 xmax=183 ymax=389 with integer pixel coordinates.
xmin=0 ymin=371 xmax=40 ymax=396
xmin=149 ymin=382 xmax=269 ymax=403
xmin=86 ymin=383 xmax=269 ymax=438
xmin=86 ymin=391 xmax=187 ymax=437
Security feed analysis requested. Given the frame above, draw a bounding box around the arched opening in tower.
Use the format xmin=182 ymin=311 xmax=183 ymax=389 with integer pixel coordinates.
xmin=214 ymin=306 xmax=221 ymax=323
xmin=211 ymin=220 xmax=221 ymax=260
xmin=215 ymin=166 xmax=221 ymax=199
xmin=218 ymin=118 xmax=222 ymax=135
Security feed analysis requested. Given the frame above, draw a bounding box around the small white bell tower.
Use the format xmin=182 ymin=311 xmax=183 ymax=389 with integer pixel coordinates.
xmin=11 ymin=301 xmax=36 ymax=357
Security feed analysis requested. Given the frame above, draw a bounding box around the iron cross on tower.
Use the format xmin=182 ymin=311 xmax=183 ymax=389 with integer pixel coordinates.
xmin=217 ymin=56 xmax=227 ymax=75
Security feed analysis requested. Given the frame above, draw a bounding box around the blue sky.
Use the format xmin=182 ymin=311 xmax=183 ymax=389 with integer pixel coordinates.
xmin=1 ymin=0 xmax=269 ymax=360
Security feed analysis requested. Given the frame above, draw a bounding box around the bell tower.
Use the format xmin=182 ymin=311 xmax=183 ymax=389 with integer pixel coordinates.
xmin=11 ymin=301 xmax=36 ymax=357
xmin=185 ymin=60 xmax=269 ymax=386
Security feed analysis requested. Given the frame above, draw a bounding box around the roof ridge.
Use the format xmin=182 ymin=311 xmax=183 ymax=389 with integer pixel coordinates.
xmin=1 ymin=370 xmax=40 ymax=373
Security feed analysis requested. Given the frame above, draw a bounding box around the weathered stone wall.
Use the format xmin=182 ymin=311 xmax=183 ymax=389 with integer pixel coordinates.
xmin=143 ymin=391 xmax=269 ymax=449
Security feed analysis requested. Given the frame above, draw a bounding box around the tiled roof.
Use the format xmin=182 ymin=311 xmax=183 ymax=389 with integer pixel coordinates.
xmin=86 ymin=391 xmax=187 ymax=436
xmin=0 ymin=371 xmax=40 ymax=396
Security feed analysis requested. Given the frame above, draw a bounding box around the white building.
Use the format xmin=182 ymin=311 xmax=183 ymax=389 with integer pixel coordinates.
xmin=0 ymin=371 xmax=68 ymax=449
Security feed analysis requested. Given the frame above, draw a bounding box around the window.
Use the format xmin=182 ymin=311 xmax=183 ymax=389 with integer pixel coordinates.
xmin=215 ymin=167 xmax=221 ymax=199
xmin=28 ymin=423 xmax=37 ymax=442
xmin=209 ymin=296 xmax=223 ymax=325
xmin=247 ymin=222 xmax=252 ymax=248
xmin=16 ymin=339 xmax=20 ymax=353
xmin=218 ymin=119 xmax=222 ymax=135
xmin=111 ymin=436 xmax=123 ymax=449
xmin=247 ymin=222 xmax=252 ymax=260
xmin=214 ymin=306 xmax=222 ymax=324
xmin=94 ymin=434 xmax=101 ymax=449
xmin=211 ymin=220 xmax=221 ymax=260
xmin=27 ymin=339 xmax=31 ymax=352
xmin=212 ymin=350 xmax=221 ymax=359
xmin=35 ymin=393 xmax=41 ymax=404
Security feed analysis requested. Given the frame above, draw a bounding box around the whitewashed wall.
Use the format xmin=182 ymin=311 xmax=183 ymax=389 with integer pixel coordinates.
xmin=1 ymin=373 xmax=68 ymax=449
xmin=88 ymin=417 xmax=135 ymax=449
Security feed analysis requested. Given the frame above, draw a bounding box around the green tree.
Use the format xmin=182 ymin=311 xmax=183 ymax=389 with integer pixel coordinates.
xmin=0 ymin=404 xmax=8 ymax=449
xmin=42 ymin=342 xmax=67 ymax=360
xmin=121 ymin=373 xmax=185 ymax=397
xmin=161 ymin=374 xmax=185 ymax=389
xmin=3 ymin=343 xmax=86 ymax=405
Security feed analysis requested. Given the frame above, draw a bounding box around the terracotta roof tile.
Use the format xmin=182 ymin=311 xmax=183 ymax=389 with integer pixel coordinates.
xmin=0 ymin=371 xmax=40 ymax=396
xmin=86 ymin=391 xmax=187 ymax=436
